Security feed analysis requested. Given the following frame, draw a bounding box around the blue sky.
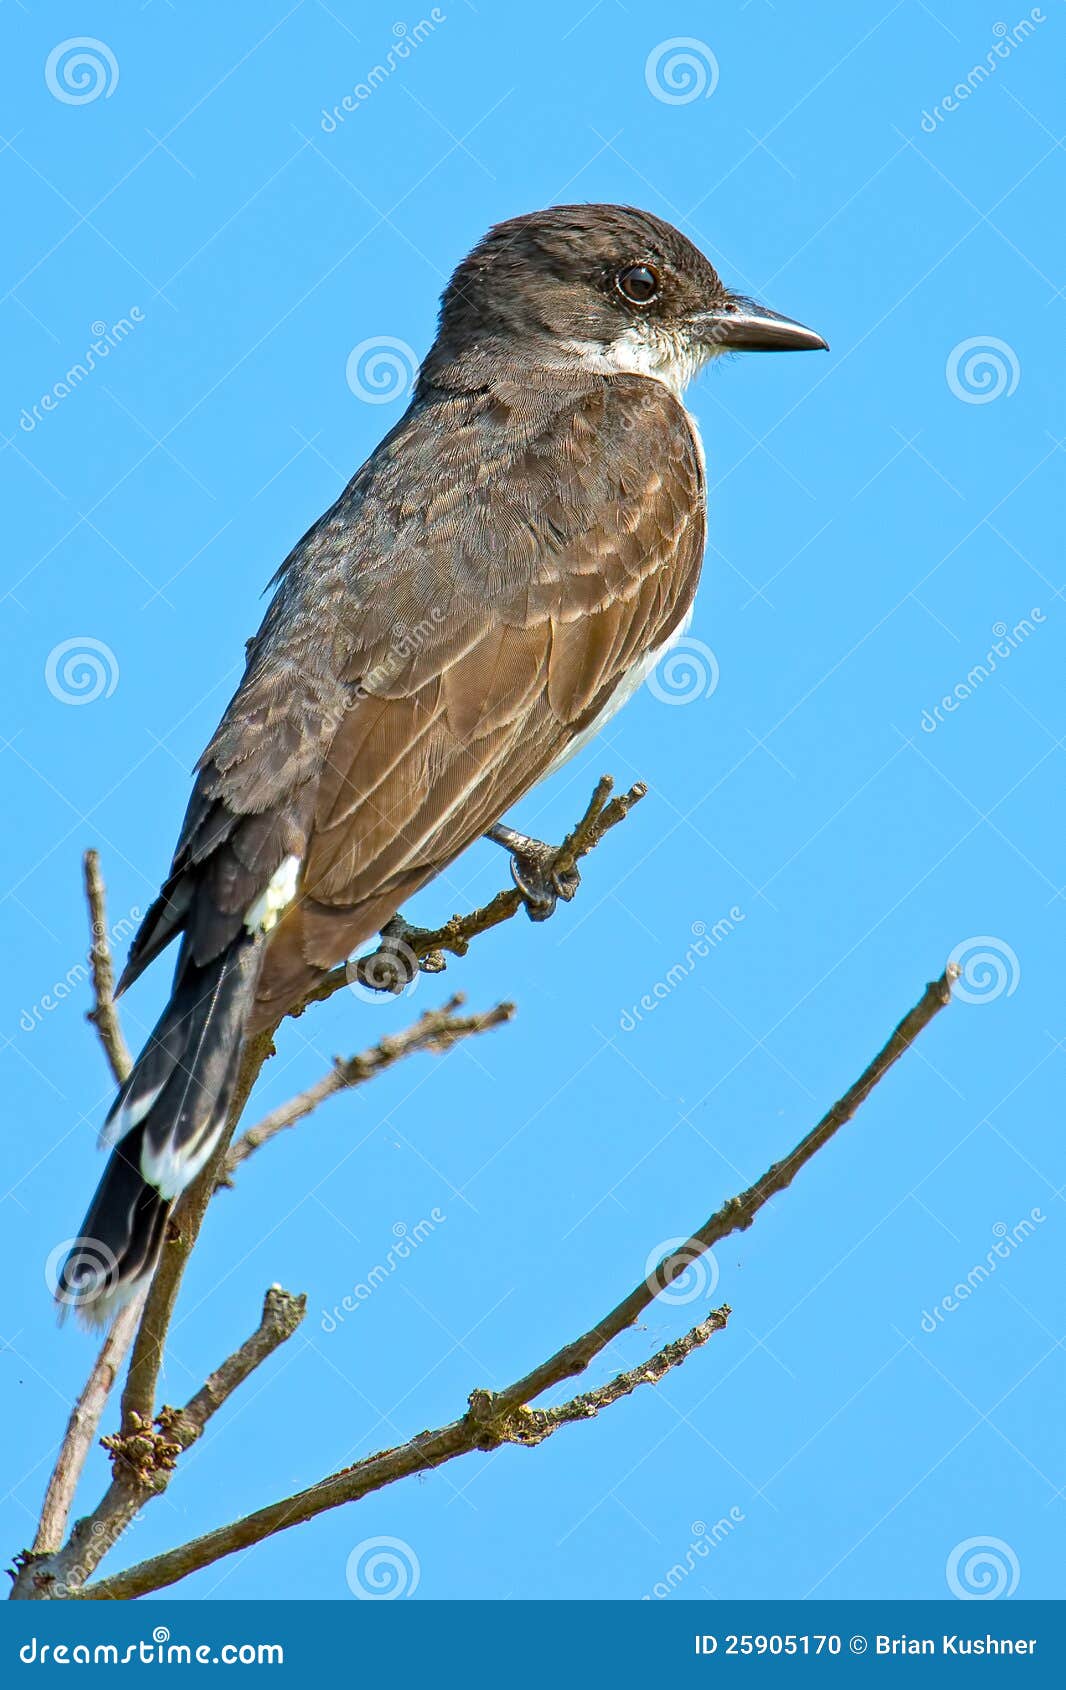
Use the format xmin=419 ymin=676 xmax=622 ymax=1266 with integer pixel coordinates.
xmin=1 ymin=0 xmax=1063 ymax=1605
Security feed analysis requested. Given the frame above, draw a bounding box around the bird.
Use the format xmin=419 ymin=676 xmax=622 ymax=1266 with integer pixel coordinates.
xmin=58 ymin=203 xmax=826 ymax=1324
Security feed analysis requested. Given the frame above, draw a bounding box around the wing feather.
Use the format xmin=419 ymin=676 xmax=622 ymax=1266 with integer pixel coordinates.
xmin=121 ymin=368 xmax=706 ymax=1020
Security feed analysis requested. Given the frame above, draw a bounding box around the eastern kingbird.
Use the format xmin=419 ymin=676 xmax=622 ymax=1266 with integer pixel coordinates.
xmin=59 ymin=204 xmax=826 ymax=1322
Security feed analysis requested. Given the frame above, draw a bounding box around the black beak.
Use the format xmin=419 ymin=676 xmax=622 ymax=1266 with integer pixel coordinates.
xmin=696 ymin=296 xmax=828 ymax=353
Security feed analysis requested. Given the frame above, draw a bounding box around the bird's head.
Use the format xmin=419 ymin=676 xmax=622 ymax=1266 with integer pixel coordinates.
xmin=428 ymin=203 xmax=826 ymax=395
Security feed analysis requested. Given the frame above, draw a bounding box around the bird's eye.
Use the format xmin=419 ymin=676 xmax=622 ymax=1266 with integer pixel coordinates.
xmin=616 ymin=264 xmax=659 ymax=305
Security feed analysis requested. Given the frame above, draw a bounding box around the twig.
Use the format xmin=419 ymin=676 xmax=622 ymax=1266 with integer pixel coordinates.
xmin=31 ymin=1295 xmax=144 ymax=1556
xmin=164 ymin=1286 xmax=306 ymax=1452
xmin=82 ymin=850 xmax=131 ymax=1086
xmin=12 ymin=775 xmax=650 ymax=1598
xmin=493 ymin=964 xmax=961 ymax=1415
xmin=109 ymin=1286 xmax=306 ymax=1475
xmin=24 ymin=864 xmax=137 ymax=1561
xmin=223 ymin=996 xmax=514 ymax=1181
xmin=469 ymin=1307 xmax=733 ymax=1448
xmin=118 ymin=777 xmax=641 ymax=1436
xmin=73 ymin=966 xmax=957 ymax=1601
xmin=118 ymin=1030 xmax=276 ymax=1442
xmin=300 ymin=776 xmax=647 ymax=1009
xmin=12 ymin=1288 xmax=305 ymax=1599
xmin=78 ymin=1309 xmax=734 ymax=1602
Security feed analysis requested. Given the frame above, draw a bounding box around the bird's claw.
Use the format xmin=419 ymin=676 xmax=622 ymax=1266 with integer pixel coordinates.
xmin=486 ymin=822 xmax=582 ymax=921
xmin=506 ymin=839 xmax=580 ymax=922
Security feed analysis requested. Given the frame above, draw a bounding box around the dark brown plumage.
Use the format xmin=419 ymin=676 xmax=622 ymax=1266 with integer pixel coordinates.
xmin=59 ymin=203 xmax=826 ymax=1322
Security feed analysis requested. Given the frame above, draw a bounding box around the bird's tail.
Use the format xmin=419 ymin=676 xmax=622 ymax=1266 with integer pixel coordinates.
xmin=57 ymin=932 xmax=263 ymax=1326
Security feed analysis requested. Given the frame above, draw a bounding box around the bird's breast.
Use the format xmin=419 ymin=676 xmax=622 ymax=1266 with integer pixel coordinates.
xmin=543 ymin=602 xmax=696 ymax=781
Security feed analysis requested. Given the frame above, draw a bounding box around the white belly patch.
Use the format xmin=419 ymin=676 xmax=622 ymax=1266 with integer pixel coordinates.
xmin=545 ymin=605 xmax=695 ymax=779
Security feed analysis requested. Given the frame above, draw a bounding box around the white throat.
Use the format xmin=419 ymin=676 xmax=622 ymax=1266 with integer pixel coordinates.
xmin=560 ymin=325 xmax=706 ymax=401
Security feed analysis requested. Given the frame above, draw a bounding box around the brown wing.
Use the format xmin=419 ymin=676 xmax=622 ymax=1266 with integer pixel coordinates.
xmin=252 ymin=372 xmax=705 ymax=1022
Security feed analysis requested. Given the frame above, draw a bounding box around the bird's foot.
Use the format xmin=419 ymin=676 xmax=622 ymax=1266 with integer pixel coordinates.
xmin=352 ymin=916 xmax=446 ymax=994
xmin=485 ymin=823 xmax=581 ymax=922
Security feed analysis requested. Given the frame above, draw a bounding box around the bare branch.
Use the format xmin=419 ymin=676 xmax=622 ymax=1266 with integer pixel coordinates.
xmin=118 ymin=1029 xmax=277 ymax=1441
xmin=75 ymin=965 xmax=957 ymax=1601
xmin=117 ymin=776 xmax=640 ymax=1437
xmin=495 ymin=963 xmax=961 ymax=1415
xmin=299 ymin=775 xmax=648 ymax=1011
xmin=11 ymin=1287 xmax=305 ymax=1599
xmin=468 ymin=1306 xmax=733 ymax=1449
xmin=31 ymin=1295 xmax=144 ymax=1556
xmin=82 ymin=849 xmax=131 ymax=1085
xmin=108 ymin=1286 xmax=306 ymax=1476
xmin=21 ymin=796 xmax=955 ymax=1605
xmin=23 ymin=864 xmax=138 ymax=1562
xmin=167 ymin=1285 xmax=306 ymax=1449
xmin=223 ymin=995 xmax=514 ymax=1182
